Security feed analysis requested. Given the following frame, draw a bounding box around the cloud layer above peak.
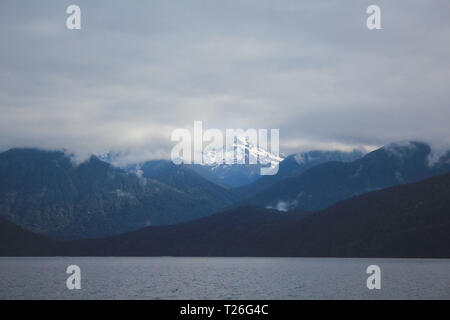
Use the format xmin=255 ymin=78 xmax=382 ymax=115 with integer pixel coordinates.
xmin=1 ymin=0 xmax=450 ymax=163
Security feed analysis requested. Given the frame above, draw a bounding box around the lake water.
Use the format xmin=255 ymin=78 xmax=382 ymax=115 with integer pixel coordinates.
xmin=0 ymin=257 xmax=449 ymax=299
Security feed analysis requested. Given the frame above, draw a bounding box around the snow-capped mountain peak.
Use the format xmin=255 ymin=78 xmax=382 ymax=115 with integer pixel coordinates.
xmin=202 ymin=136 xmax=283 ymax=167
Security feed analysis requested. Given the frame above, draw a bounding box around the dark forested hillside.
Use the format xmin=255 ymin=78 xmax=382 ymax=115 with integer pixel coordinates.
xmin=234 ymin=150 xmax=364 ymax=199
xmin=135 ymin=160 xmax=236 ymax=205
xmin=0 ymin=149 xmax=234 ymax=240
xmin=0 ymin=216 xmax=57 ymax=256
xmin=61 ymin=172 xmax=450 ymax=258
xmin=2 ymin=146 xmax=450 ymax=258
xmin=238 ymin=142 xmax=450 ymax=211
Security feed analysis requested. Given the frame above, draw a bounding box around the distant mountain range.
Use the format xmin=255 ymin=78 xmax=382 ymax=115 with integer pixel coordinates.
xmin=238 ymin=142 xmax=450 ymax=211
xmin=234 ymin=150 xmax=364 ymax=199
xmin=190 ymin=135 xmax=284 ymax=187
xmin=2 ymin=170 xmax=450 ymax=258
xmin=0 ymin=149 xmax=235 ymax=240
xmin=128 ymin=160 xmax=237 ymax=206
xmin=99 ymin=137 xmax=284 ymax=188
xmin=190 ymin=163 xmax=262 ymax=188
xmin=1 ymin=141 xmax=450 ymax=248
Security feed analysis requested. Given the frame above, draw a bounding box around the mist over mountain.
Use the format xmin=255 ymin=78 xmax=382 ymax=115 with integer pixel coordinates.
xmin=1 ymin=141 xmax=449 ymax=245
xmin=239 ymin=142 xmax=450 ymax=211
xmin=99 ymin=136 xmax=285 ymax=188
xmin=0 ymin=149 xmax=234 ymax=240
xmin=1 ymin=142 xmax=450 ymax=257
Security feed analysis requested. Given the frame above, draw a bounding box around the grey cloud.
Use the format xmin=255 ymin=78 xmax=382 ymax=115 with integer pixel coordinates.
xmin=1 ymin=0 xmax=450 ymax=163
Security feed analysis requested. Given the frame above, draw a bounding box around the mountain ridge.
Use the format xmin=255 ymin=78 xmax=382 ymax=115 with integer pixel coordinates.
xmin=62 ymin=171 xmax=450 ymax=258
xmin=237 ymin=141 xmax=450 ymax=211
xmin=0 ymin=148 xmax=235 ymax=240
xmin=233 ymin=149 xmax=364 ymax=199
xmin=2 ymin=170 xmax=449 ymax=258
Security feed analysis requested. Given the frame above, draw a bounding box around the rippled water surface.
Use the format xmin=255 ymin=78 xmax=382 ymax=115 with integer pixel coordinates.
xmin=0 ymin=257 xmax=449 ymax=299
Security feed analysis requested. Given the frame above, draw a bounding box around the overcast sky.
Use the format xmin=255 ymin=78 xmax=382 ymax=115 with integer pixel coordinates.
xmin=1 ymin=1 xmax=449 ymax=163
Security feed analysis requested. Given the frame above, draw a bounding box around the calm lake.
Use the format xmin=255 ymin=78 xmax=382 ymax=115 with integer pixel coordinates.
xmin=0 ymin=257 xmax=449 ymax=299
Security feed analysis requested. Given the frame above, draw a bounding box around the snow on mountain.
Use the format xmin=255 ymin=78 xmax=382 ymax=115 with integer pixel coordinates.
xmin=202 ymin=136 xmax=283 ymax=167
